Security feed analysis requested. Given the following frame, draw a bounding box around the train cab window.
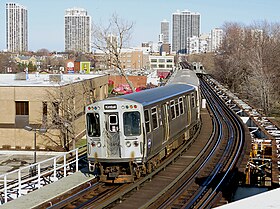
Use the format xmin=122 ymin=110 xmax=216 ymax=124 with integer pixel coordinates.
xmin=179 ymin=97 xmax=184 ymax=115
xmin=144 ymin=110 xmax=151 ymax=133
xmin=151 ymin=107 xmax=158 ymax=129
xmin=86 ymin=113 xmax=101 ymax=137
xmin=109 ymin=114 xmax=119 ymax=132
xmin=123 ymin=111 xmax=141 ymax=136
xmin=170 ymin=100 xmax=176 ymax=119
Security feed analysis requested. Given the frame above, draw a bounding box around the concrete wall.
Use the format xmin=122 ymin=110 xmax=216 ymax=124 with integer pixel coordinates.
xmin=0 ymin=75 xmax=108 ymax=150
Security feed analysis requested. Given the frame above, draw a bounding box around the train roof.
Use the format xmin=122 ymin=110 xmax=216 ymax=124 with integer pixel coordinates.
xmin=168 ymin=69 xmax=199 ymax=87
xmin=108 ymin=84 xmax=194 ymax=107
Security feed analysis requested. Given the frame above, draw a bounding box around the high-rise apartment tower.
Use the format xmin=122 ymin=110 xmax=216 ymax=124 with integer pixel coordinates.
xmin=161 ymin=19 xmax=169 ymax=44
xmin=65 ymin=8 xmax=91 ymax=53
xmin=6 ymin=3 xmax=28 ymax=52
xmin=172 ymin=10 xmax=200 ymax=54
xmin=210 ymin=28 xmax=223 ymax=52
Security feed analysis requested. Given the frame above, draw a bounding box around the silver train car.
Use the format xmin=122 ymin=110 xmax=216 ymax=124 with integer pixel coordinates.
xmin=85 ymin=70 xmax=200 ymax=183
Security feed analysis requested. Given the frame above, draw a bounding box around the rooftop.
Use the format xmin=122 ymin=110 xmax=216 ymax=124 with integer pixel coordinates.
xmin=0 ymin=73 xmax=105 ymax=87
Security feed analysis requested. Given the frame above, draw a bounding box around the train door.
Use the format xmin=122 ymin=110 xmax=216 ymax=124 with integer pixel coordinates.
xmin=162 ymin=103 xmax=170 ymax=143
xmin=144 ymin=109 xmax=152 ymax=155
xmin=104 ymin=113 xmax=120 ymax=158
xmin=186 ymin=95 xmax=191 ymax=126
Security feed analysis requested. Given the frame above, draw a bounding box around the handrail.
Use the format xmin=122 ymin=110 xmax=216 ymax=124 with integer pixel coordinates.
xmin=0 ymin=148 xmax=81 ymax=205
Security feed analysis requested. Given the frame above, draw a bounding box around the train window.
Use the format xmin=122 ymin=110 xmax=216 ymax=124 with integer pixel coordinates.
xmin=86 ymin=113 xmax=101 ymax=137
xmin=175 ymin=100 xmax=179 ymax=117
xmin=191 ymin=93 xmax=195 ymax=108
xmin=151 ymin=107 xmax=158 ymax=129
xmin=123 ymin=111 xmax=141 ymax=136
xmin=179 ymin=97 xmax=184 ymax=115
xmin=170 ymin=100 xmax=176 ymax=119
xmin=144 ymin=110 xmax=151 ymax=133
xmin=109 ymin=114 xmax=119 ymax=132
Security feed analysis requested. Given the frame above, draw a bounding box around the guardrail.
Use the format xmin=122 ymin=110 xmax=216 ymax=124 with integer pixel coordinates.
xmin=0 ymin=148 xmax=80 ymax=205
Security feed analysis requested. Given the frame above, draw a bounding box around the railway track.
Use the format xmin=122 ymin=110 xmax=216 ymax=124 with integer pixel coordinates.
xmin=35 ymin=75 xmax=250 ymax=209
xmin=151 ymin=77 xmax=247 ymax=208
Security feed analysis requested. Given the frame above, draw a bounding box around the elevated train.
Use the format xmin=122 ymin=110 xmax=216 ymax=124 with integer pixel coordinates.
xmin=85 ymin=68 xmax=201 ymax=183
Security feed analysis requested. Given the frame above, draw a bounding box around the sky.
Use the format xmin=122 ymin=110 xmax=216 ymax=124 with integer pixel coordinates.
xmin=0 ymin=0 xmax=279 ymax=52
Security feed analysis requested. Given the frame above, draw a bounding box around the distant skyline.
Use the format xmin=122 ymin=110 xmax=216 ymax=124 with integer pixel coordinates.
xmin=1 ymin=0 xmax=279 ymax=52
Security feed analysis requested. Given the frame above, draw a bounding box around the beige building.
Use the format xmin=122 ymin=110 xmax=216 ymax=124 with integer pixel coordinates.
xmin=0 ymin=73 xmax=108 ymax=151
xmin=93 ymin=48 xmax=145 ymax=71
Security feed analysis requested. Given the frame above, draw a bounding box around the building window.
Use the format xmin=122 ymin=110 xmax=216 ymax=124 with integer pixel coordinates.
xmin=151 ymin=59 xmax=157 ymax=63
xmin=15 ymin=101 xmax=29 ymax=115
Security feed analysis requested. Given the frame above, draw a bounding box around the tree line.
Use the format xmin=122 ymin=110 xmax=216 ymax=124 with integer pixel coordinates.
xmin=209 ymin=21 xmax=280 ymax=116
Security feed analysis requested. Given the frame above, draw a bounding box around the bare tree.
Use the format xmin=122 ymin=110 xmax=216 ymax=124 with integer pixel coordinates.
xmin=43 ymin=84 xmax=77 ymax=151
xmin=92 ymin=14 xmax=135 ymax=92
xmin=215 ymin=21 xmax=280 ymax=115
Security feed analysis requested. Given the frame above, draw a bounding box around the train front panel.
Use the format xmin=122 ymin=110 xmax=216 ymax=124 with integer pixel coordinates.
xmin=86 ymin=100 xmax=144 ymax=166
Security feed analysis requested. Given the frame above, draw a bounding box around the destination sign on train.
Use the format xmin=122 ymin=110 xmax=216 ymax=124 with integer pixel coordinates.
xmin=104 ymin=104 xmax=117 ymax=110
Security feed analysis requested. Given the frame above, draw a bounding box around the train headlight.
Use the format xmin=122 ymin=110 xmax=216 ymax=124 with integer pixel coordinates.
xmin=133 ymin=141 xmax=139 ymax=147
xmin=126 ymin=141 xmax=131 ymax=147
xmin=97 ymin=142 xmax=102 ymax=148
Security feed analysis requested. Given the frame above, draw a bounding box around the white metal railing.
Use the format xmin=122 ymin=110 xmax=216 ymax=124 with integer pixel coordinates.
xmin=0 ymin=148 xmax=79 ymax=205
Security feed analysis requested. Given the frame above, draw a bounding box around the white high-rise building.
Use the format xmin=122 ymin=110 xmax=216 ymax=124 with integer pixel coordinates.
xmin=172 ymin=10 xmax=200 ymax=54
xmin=65 ymin=8 xmax=91 ymax=53
xmin=6 ymin=3 xmax=28 ymax=52
xmin=161 ymin=19 xmax=169 ymax=44
xmin=210 ymin=28 xmax=223 ymax=52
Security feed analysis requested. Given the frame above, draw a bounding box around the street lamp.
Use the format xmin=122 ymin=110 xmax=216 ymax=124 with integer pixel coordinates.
xmin=24 ymin=126 xmax=47 ymax=163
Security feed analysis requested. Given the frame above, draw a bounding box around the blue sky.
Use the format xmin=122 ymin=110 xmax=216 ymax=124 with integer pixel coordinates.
xmin=0 ymin=0 xmax=279 ymax=51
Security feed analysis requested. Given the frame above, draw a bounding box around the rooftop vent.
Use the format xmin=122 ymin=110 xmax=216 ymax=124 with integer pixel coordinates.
xmin=49 ymin=74 xmax=62 ymax=83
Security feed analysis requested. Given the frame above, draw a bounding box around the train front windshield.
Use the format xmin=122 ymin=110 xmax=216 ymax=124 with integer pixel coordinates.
xmin=86 ymin=113 xmax=101 ymax=137
xmin=123 ymin=111 xmax=141 ymax=136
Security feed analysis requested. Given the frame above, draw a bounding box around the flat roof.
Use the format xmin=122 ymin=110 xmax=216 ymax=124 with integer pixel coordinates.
xmin=0 ymin=73 xmax=105 ymax=87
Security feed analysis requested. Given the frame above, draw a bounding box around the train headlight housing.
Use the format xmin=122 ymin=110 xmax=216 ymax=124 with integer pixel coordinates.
xmin=126 ymin=141 xmax=131 ymax=147
xmin=97 ymin=142 xmax=102 ymax=148
xmin=133 ymin=141 xmax=139 ymax=147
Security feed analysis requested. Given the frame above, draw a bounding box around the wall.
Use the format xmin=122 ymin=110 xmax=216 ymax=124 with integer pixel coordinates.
xmin=109 ymin=75 xmax=147 ymax=89
xmin=0 ymin=75 xmax=108 ymax=150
